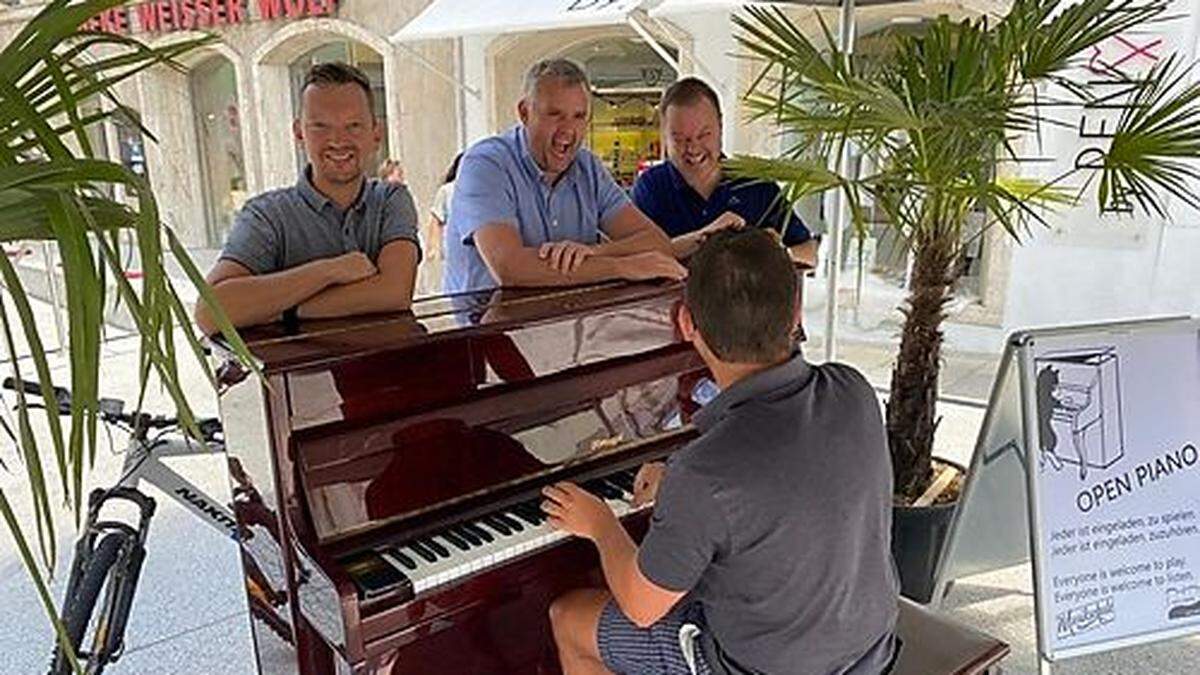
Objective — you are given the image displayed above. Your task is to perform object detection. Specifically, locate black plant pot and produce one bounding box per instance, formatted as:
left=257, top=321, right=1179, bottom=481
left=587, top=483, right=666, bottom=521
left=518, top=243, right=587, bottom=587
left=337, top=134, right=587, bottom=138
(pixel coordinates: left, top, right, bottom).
left=890, top=459, right=965, bottom=604
left=891, top=500, right=957, bottom=603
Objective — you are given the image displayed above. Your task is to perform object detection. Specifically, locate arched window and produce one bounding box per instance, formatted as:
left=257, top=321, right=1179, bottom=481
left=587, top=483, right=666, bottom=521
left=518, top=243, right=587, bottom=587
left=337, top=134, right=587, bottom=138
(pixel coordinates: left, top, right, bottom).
left=288, top=41, right=388, bottom=171
left=190, top=54, right=246, bottom=247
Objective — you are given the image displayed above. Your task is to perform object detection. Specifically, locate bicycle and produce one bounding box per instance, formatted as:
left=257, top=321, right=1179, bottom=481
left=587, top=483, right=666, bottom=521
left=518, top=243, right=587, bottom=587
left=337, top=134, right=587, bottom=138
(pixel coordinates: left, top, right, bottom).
left=1, top=377, right=290, bottom=675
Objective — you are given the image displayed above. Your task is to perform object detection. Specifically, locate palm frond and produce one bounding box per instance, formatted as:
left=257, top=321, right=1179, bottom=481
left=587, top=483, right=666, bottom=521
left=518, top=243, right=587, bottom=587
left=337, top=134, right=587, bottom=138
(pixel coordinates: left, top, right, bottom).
left=733, top=0, right=1200, bottom=502
left=0, top=1, right=258, bottom=667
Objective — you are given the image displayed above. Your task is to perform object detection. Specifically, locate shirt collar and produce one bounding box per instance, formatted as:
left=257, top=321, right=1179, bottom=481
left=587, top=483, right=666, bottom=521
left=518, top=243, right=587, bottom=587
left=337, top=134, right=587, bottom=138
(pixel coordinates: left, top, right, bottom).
left=515, top=124, right=577, bottom=187
left=297, top=165, right=368, bottom=213
left=693, top=350, right=813, bottom=433
left=664, top=156, right=739, bottom=207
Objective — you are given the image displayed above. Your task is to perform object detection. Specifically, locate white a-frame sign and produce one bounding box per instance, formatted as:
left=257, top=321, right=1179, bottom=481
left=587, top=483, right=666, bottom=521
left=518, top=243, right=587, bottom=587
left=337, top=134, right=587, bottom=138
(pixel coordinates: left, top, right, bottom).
left=932, top=316, right=1200, bottom=673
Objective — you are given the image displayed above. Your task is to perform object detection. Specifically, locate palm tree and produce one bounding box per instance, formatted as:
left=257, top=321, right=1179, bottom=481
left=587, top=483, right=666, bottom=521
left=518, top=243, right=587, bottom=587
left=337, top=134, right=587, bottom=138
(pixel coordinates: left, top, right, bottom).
left=731, top=0, right=1200, bottom=502
left=1, top=0, right=251, bottom=659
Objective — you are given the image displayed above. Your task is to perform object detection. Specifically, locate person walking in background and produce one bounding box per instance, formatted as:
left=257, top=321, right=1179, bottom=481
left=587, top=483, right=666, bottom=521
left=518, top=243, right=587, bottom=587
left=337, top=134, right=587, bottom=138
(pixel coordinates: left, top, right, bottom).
left=413, top=153, right=461, bottom=297
left=377, top=158, right=405, bottom=186
left=426, top=153, right=461, bottom=262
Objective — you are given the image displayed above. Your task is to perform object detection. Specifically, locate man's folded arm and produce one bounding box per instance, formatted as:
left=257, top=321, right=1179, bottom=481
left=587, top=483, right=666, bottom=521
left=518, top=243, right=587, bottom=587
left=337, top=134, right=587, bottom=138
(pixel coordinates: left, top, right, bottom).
left=298, top=239, right=419, bottom=319
left=193, top=257, right=340, bottom=335
left=473, top=222, right=628, bottom=287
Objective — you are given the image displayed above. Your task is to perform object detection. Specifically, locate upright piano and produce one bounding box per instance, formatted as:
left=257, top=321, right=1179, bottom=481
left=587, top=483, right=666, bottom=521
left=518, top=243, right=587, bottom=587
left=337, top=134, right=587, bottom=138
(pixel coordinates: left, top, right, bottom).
left=214, top=280, right=709, bottom=674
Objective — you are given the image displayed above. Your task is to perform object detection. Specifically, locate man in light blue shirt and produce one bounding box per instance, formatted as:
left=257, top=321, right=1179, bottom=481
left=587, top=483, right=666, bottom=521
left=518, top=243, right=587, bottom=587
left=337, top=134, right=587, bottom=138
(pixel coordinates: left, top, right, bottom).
left=445, top=59, right=682, bottom=294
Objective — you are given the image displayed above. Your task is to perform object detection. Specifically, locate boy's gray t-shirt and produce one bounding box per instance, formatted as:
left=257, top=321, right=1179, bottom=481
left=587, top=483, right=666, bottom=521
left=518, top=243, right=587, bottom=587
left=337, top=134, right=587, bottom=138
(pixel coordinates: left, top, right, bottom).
left=638, top=354, right=899, bottom=675
left=220, top=168, right=419, bottom=275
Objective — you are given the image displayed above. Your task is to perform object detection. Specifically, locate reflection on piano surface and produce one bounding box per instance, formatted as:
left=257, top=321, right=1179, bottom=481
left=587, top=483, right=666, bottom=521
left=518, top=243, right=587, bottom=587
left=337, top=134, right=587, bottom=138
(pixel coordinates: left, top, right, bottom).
left=214, top=281, right=707, bottom=674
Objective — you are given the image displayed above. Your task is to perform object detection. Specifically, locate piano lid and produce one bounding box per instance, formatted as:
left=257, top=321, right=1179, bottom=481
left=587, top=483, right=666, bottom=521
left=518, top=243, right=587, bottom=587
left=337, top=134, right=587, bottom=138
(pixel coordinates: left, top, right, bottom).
left=223, top=281, right=686, bottom=375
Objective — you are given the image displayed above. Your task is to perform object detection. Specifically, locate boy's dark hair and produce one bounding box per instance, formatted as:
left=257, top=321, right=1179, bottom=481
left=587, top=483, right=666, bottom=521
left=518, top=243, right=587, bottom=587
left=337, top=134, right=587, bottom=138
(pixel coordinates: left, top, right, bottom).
left=685, top=229, right=797, bottom=363
left=301, top=61, right=374, bottom=113
left=659, top=76, right=722, bottom=120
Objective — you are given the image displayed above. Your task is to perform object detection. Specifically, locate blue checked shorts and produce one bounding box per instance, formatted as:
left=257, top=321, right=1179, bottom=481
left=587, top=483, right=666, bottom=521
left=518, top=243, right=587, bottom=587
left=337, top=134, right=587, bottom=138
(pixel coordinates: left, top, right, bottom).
left=597, top=599, right=712, bottom=675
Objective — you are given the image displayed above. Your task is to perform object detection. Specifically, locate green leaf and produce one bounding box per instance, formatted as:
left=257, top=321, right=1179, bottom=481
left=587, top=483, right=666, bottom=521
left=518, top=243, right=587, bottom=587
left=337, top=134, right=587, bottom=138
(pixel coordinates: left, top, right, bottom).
left=0, top=0, right=252, bottom=651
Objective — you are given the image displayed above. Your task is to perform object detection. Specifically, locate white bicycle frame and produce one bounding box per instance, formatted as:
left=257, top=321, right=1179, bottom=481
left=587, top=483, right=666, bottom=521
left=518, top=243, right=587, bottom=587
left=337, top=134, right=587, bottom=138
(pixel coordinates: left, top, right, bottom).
left=111, top=432, right=240, bottom=542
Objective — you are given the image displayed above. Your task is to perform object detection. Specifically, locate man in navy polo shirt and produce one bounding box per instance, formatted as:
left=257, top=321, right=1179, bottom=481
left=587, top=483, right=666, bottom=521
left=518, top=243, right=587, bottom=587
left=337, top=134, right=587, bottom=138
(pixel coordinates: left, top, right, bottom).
left=632, top=77, right=818, bottom=267
left=444, top=59, right=682, bottom=294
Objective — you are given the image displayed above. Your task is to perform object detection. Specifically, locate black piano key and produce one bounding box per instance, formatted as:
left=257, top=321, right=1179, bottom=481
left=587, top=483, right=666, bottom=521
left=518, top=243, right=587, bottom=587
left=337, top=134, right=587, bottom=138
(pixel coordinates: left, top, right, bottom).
left=455, top=524, right=483, bottom=546
left=483, top=514, right=512, bottom=536
left=591, top=480, right=616, bottom=499
left=389, top=548, right=417, bottom=570
left=585, top=480, right=622, bottom=500
left=526, top=502, right=548, bottom=522
left=442, top=530, right=470, bottom=551
left=603, top=479, right=627, bottom=498
left=498, top=512, right=524, bottom=532
left=408, top=541, right=437, bottom=563
left=610, top=471, right=636, bottom=492
left=467, top=522, right=494, bottom=543
left=423, top=537, right=450, bottom=558
left=512, top=504, right=542, bottom=526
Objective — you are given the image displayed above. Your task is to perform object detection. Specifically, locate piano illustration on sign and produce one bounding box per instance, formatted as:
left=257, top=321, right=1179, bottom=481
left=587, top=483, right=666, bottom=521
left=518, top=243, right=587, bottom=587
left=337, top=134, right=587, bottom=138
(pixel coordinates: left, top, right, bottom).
left=1034, top=346, right=1125, bottom=481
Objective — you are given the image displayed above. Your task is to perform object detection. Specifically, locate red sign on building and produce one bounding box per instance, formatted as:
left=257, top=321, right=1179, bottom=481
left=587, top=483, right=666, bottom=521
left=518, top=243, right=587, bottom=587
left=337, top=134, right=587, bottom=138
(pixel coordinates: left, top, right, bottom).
left=83, top=0, right=339, bottom=35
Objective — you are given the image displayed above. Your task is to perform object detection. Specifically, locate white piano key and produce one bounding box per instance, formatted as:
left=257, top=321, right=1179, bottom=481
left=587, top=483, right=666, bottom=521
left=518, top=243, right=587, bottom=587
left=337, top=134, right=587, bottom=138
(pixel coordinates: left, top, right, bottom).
left=379, top=473, right=656, bottom=597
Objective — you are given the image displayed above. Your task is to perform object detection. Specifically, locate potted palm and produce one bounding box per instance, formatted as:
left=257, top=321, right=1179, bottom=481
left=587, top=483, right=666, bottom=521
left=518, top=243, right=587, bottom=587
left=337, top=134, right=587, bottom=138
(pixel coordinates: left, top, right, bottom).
left=0, top=0, right=249, bottom=664
left=731, top=0, right=1200, bottom=601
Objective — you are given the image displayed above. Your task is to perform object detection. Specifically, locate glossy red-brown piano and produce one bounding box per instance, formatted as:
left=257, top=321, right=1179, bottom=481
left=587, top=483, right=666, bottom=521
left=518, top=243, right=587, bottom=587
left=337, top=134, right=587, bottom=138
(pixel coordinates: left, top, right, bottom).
left=213, top=280, right=708, bottom=674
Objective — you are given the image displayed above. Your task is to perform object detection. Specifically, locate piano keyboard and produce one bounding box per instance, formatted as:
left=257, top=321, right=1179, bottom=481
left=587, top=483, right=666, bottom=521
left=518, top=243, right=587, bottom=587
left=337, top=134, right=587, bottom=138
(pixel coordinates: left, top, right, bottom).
left=373, top=468, right=643, bottom=598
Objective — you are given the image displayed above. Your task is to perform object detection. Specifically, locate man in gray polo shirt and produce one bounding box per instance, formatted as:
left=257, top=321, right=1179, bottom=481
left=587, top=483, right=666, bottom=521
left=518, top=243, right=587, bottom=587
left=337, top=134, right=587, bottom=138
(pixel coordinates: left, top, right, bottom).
left=444, top=58, right=683, bottom=294
left=542, top=229, right=899, bottom=675
left=194, top=62, right=419, bottom=335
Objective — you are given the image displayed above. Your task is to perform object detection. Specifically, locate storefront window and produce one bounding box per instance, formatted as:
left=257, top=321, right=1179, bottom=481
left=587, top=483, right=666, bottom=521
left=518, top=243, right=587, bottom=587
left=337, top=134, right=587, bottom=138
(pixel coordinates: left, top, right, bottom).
left=562, top=39, right=675, bottom=189
left=288, top=41, right=388, bottom=170
left=113, top=108, right=148, bottom=183
left=190, top=56, right=246, bottom=247
left=79, top=98, right=110, bottom=161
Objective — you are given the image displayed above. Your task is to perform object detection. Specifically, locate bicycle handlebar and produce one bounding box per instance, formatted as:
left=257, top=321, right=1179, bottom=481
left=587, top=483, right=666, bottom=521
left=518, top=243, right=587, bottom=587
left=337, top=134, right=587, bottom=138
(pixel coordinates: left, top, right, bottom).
left=3, top=377, right=70, bottom=411
left=2, top=377, right=221, bottom=441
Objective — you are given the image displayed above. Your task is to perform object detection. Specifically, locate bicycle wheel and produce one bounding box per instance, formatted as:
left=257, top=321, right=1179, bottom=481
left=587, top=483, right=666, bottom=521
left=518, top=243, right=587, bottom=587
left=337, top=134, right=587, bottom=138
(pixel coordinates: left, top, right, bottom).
left=49, top=531, right=127, bottom=675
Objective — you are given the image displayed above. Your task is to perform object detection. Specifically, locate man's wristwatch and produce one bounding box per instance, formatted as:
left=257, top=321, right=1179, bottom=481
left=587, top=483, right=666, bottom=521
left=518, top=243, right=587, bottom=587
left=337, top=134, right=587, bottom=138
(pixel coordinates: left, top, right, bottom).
left=282, top=305, right=300, bottom=330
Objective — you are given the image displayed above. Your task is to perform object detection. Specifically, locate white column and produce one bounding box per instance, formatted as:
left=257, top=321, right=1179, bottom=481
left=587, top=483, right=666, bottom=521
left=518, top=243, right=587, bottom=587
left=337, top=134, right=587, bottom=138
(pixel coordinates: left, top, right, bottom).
left=460, top=33, right=494, bottom=142
left=823, top=0, right=856, bottom=363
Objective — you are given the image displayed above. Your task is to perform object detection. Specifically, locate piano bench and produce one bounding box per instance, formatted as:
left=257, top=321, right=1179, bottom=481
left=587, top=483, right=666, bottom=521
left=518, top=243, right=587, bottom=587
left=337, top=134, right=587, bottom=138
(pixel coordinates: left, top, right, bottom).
left=891, top=597, right=1010, bottom=675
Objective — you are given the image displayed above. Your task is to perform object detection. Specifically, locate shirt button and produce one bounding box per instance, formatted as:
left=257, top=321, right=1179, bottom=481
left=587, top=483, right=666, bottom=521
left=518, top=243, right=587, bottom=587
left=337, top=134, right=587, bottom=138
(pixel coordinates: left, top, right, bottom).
left=552, top=219, right=559, bottom=228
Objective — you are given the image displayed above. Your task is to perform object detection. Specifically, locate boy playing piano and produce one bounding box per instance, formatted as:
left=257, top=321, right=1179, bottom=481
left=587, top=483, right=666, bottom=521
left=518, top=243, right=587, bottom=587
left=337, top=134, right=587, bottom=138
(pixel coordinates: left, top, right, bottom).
left=543, top=229, right=899, bottom=675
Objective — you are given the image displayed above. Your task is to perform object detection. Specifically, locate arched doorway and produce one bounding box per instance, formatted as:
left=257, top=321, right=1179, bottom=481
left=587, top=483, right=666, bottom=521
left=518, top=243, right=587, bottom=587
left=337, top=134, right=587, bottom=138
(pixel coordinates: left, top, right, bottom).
left=560, top=37, right=676, bottom=188
left=252, top=19, right=400, bottom=191
left=190, top=54, right=247, bottom=247
left=288, top=40, right=390, bottom=171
